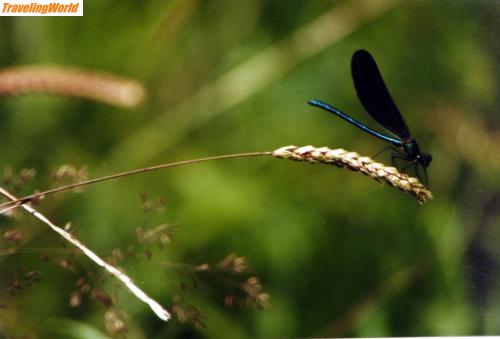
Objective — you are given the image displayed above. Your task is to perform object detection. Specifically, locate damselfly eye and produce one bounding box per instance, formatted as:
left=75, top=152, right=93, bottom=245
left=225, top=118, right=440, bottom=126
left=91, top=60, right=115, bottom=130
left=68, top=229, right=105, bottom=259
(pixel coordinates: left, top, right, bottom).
left=420, top=154, right=432, bottom=167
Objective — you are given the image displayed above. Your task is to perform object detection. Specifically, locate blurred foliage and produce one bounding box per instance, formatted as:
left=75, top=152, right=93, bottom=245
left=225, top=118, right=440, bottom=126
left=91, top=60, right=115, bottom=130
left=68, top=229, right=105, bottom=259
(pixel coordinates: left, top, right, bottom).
left=1, top=0, right=500, bottom=337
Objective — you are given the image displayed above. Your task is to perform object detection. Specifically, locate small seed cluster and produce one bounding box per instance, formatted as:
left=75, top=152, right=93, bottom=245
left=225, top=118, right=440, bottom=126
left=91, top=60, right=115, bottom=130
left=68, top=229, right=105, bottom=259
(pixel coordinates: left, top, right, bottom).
left=272, top=145, right=433, bottom=204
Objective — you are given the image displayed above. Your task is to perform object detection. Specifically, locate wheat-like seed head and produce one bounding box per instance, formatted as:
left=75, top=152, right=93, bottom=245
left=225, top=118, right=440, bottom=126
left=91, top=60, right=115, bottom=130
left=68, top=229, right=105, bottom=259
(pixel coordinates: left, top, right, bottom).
left=272, top=145, right=433, bottom=204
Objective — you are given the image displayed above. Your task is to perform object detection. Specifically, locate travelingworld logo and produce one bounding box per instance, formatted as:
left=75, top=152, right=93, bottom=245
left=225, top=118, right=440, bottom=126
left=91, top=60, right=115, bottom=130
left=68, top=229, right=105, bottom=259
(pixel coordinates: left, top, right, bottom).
left=1, top=0, right=82, bottom=16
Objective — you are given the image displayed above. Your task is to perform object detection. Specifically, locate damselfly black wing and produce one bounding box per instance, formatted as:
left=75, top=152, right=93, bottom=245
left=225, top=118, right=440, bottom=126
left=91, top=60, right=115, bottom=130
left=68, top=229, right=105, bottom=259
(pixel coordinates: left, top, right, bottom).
left=351, top=50, right=411, bottom=139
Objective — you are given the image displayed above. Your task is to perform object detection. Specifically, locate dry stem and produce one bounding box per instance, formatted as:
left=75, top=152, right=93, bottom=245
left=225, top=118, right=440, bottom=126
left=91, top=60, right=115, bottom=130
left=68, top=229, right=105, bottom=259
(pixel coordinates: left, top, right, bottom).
left=0, top=186, right=171, bottom=321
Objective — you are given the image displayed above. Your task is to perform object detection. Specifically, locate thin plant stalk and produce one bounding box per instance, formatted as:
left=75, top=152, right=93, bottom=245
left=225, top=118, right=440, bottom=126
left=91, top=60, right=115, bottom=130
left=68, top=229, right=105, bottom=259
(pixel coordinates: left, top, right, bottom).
left=0, top=152, right=272, bottom=213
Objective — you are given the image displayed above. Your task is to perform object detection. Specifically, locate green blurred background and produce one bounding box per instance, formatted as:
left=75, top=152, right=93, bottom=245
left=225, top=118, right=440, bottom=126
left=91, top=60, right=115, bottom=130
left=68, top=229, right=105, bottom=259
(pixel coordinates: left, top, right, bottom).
left=1, top=0, right=500, bottom=337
